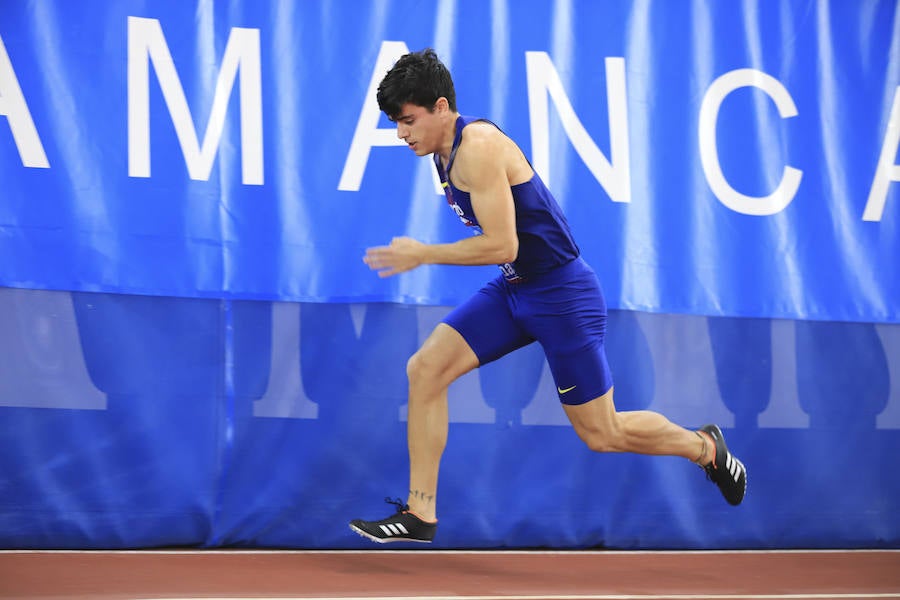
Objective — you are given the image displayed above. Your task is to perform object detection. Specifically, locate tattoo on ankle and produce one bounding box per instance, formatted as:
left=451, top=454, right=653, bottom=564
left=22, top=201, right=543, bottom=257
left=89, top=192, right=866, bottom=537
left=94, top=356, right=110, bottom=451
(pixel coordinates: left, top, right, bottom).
left=409, top=489, right=435, bottom=505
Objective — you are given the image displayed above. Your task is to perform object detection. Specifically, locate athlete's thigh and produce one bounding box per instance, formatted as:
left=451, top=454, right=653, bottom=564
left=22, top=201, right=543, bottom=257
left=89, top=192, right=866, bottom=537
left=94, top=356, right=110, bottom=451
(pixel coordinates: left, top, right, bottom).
left=521, top=260, right=612, bottom=405
left=442, top=277, right=534, bottom=365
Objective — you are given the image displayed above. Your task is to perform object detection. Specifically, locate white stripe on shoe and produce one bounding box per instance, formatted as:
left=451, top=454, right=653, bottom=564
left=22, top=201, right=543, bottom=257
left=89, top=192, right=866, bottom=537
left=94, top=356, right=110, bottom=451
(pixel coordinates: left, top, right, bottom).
left=725, top=454, right=744, bottom=483
left=379, top=523, right=410, bottom=537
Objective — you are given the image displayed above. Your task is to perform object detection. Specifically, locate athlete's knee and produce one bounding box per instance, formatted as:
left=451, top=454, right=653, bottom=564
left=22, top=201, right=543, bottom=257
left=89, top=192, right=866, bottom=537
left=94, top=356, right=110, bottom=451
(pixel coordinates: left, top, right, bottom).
left=407, top=326, right=477, bottom=393
left=569, top=398, right=626, bottom=453
left=581, top=425, right=625, bottom=454
left=407, top=347, right=453, bottom=392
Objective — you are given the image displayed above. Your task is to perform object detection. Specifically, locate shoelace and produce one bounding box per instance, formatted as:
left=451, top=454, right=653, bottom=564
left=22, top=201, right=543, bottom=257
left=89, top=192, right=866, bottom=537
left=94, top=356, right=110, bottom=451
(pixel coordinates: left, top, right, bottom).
left=384, top=497, right=410, bottom=514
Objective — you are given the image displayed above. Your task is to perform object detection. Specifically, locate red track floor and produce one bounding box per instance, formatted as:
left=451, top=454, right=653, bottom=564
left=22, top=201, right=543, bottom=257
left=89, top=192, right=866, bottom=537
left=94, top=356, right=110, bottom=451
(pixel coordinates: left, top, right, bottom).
left=1, top=549, right=898, bottom=599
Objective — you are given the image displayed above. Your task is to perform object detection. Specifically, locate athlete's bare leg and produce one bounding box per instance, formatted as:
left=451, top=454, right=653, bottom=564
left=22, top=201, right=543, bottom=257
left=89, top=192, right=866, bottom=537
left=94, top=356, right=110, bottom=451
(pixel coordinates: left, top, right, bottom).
left=405, top=323, right=480, bottom=521
left=563, top=387, right=710, bottom=463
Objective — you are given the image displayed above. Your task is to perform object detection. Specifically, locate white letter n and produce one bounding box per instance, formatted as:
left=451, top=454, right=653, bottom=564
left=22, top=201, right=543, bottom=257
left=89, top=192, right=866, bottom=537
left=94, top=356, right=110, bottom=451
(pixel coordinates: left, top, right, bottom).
left=128, top=16, right=263, bottom=185
left=526, top=52, right=631, bottom=203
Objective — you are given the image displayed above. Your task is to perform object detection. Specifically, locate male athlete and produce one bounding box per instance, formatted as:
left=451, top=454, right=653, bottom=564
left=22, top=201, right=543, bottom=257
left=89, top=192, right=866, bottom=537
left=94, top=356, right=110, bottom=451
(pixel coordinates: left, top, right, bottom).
left=350, top=49, right=746, bottom=543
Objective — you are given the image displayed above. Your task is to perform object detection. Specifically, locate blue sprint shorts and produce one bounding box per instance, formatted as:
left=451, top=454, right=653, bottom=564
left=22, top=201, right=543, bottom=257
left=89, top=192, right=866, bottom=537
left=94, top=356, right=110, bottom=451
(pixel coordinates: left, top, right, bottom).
left=443, top=256, right=613, bottom=405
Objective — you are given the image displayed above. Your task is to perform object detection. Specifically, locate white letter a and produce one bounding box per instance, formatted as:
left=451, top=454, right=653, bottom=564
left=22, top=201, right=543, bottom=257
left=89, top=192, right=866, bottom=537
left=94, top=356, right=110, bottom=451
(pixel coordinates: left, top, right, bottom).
left=338, top=41, right=411, bottom=191
left=864, top=86, right=900, bottom=222
left=0, top=35, right=49, bottom=168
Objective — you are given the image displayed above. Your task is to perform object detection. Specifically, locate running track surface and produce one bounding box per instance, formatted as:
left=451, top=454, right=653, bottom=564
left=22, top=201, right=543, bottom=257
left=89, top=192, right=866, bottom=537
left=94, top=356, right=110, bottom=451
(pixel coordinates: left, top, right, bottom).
left=0, top=550, right=898, bottom=600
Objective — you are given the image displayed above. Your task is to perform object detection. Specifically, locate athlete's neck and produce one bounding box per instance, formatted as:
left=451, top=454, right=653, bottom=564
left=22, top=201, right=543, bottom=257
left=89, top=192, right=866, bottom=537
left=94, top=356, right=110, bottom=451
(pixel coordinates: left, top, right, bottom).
left=436, top=112, right=460, bottom=166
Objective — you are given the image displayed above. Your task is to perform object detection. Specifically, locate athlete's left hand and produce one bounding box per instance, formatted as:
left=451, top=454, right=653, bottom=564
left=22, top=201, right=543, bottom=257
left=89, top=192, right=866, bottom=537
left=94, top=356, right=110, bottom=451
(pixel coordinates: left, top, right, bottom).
left=364, top=237, right=426, bottom=277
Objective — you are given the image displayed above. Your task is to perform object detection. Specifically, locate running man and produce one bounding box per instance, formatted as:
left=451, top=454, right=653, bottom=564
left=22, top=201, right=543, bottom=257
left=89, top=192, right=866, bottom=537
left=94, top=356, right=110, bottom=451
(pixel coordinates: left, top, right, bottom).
left=350, top=49, right=746, bottom=544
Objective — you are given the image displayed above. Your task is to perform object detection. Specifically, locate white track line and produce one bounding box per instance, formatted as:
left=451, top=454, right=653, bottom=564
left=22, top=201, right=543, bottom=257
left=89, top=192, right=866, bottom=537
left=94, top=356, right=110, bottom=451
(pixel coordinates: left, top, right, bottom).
left=134, top=594, right=900, bottom=600
left=3, top=549, right=898, bottom=555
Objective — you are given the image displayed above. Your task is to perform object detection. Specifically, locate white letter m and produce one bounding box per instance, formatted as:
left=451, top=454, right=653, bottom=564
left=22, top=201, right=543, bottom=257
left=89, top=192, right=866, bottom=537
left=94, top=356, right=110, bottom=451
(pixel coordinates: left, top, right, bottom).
left=128, top=16, right=263, bottom=185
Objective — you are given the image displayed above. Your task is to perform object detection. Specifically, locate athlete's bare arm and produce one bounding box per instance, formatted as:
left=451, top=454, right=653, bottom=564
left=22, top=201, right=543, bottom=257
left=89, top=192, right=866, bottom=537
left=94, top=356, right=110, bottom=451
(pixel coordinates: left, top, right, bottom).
left=364, top=122, right=531, bottom=277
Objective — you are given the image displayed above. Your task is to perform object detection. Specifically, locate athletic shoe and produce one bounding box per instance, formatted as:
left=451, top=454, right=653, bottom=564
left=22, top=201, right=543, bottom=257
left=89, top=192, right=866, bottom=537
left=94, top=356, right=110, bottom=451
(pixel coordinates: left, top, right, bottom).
left=699, top=424, right=747, bottom=506
left=349, top=498, right=437, bottom=543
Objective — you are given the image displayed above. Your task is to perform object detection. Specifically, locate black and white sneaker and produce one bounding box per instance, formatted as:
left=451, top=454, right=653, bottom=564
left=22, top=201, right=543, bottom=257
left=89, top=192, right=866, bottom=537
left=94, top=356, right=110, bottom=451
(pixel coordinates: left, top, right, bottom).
left=699, top=424, right=747, bottom=506
left=349, top=498, right=437, bottom=543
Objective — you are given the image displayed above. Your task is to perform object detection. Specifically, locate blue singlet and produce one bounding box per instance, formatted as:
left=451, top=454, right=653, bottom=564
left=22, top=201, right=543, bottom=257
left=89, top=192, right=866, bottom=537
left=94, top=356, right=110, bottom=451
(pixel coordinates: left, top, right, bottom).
left=436, top=116, right=614, bottom=405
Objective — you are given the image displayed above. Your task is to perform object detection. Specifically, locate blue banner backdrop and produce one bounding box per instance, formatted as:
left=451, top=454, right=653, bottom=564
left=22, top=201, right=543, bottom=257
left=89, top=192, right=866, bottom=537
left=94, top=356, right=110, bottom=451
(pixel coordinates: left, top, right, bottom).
left=1, top=287, right=898, bottom=549
left=0, top=0, right=898, bottom=322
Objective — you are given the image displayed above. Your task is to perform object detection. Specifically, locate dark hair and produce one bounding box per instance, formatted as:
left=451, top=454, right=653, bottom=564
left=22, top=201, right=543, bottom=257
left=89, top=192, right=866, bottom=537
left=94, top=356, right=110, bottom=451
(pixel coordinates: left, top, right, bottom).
left=376, top=48, right=457, bottom=119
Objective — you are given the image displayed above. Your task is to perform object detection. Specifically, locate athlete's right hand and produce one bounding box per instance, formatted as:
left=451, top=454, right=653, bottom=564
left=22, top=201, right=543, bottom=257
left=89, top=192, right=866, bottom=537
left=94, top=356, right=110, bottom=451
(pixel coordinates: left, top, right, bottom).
left=363, top=237, right=426, bottom=278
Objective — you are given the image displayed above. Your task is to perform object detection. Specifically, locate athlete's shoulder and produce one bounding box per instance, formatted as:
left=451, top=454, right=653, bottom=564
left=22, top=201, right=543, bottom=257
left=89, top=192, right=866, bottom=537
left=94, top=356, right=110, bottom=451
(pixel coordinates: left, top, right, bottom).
left=462, top=118, right=502, bottom=135
left=458, top=118, right=532, bottom=185
left=458, top=120, right=512, bottom=159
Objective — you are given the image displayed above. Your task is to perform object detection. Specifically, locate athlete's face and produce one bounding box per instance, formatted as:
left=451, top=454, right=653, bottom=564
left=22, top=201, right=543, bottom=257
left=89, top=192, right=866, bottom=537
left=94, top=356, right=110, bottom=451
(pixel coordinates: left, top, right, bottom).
left=392, top=100, right=448, bottom=156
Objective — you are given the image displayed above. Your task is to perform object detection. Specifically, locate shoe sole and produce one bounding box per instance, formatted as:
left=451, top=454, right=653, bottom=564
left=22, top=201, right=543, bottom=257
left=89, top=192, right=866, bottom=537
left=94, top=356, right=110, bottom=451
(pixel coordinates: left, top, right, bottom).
left=348, top=523, right=433, bottom=544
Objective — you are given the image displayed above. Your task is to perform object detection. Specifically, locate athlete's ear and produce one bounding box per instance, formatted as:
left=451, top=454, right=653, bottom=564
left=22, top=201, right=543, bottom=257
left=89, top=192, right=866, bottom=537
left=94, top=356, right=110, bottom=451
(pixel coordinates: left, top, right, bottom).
left=434, top=97, right=450, bottom=113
